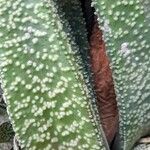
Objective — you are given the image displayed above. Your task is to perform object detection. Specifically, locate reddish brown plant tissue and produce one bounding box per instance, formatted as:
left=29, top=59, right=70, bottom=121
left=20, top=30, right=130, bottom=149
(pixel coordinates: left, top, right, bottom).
left=89, top=17, right=119, bottom=145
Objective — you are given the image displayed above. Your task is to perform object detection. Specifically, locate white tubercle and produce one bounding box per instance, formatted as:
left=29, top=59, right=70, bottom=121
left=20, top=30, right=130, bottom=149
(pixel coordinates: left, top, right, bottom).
left=120, top=42, right=131, bottom=56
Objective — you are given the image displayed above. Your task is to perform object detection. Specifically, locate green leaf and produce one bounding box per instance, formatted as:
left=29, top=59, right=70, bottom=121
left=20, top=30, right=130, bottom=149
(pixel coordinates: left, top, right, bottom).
left=92, top=0, right=150, bottom=149
left=0, top=0, right=107, bottom=149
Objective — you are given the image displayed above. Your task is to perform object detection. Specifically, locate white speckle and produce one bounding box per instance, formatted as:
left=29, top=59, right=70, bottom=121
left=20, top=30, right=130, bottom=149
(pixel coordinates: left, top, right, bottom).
left=120, top=42, right=131, bottom=56
left=103, top=20, right=111, bottom=33
left=32, top=38, right=38, bottom=44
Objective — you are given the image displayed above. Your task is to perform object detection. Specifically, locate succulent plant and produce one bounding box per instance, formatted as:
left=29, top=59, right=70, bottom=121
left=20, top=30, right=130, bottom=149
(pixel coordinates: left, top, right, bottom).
left=0, top=0, right=149, bottom=150
left=92, top=0, right=150, bottom=149
left=0, top=0, right=107, bottom=149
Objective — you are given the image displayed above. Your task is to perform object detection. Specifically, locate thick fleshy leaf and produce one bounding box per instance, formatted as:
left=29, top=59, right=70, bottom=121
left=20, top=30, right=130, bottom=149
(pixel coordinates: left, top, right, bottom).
left=92, top=0, right=150, bottom=149
left=0, top=0, right=107, bottom=149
